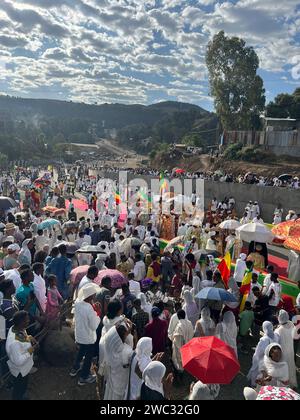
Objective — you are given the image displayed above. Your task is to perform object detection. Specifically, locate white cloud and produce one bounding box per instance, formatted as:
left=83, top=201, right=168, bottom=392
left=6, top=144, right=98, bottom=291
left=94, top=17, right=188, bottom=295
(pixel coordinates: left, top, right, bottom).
left=0, top=0, right=297, bottom=105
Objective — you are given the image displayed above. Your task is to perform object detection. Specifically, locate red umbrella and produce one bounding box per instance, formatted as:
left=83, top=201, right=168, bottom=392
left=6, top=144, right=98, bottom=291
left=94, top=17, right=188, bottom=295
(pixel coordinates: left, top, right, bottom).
left=180, top=336, right=240, bottom=384
left=175, top=168, right=185, bottom=174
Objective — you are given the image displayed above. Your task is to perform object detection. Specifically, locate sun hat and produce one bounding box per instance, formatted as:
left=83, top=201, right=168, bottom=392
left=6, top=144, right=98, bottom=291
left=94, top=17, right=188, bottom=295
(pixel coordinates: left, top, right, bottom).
left=77, top=283, right=101, bottom=301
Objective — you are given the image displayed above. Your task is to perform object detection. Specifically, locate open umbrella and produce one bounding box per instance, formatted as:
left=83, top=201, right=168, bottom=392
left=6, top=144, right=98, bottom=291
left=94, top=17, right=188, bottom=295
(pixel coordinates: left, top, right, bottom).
left=0, top=196, right=17, bottom=211
left=95, top=269, right=127, bottom=289
left=195, top=287, right=237, bottom=303
left=77, top=245, right=109, bottom=255
left=180, top=336, right=240, bottom=384
left=257, top=386, right=300, bottom=401
left=17, top=179, right=31, bottom=189
left=38, top=218, right=60, bottom=230
left=70, top=265, right=89, bottom=286
left=64, top=221, right=78, bottom=228
left=219, top=220, right=241, bottom=230
left=284, top=235, right=300, bottom=253
left=174, top=168, right=185, bottom=175
left=272, top=220, right=300, bottom=240
left=278, top=174, right=294, bottom=182
left=59, top=242, right=78, bottom=255
left=236, top=222, right=274, bottom=243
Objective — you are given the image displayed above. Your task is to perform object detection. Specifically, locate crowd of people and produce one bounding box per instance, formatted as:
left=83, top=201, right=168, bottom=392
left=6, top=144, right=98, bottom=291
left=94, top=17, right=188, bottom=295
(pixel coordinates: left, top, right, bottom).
left=86, top=163, right=300, bottom=189
left=0, top=165, right=299, bottom=401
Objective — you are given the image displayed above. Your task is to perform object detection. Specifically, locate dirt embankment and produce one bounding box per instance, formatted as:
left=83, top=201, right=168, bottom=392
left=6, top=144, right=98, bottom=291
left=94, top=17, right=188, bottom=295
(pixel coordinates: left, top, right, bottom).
left=152, top=153, right=300, bottom=177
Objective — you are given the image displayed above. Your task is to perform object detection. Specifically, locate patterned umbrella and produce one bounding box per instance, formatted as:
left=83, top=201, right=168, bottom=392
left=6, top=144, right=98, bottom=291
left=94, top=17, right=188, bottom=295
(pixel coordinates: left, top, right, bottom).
left=257, top=386, right=300, bottom=401
left=284, top=235, right=300, bottom=253
left=272, top=220, right=300, bottom=240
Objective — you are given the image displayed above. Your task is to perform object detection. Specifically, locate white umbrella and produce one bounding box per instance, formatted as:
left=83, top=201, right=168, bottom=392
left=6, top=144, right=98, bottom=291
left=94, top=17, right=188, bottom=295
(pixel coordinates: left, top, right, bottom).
left=236, top=222, right=274, bottom=243
left=219, top=220, right=241, bottom=230
left=17, top=179, right=31, bottom=189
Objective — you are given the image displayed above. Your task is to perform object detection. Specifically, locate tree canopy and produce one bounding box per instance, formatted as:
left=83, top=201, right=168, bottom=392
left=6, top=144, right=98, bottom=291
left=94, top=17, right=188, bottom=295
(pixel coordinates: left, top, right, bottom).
left=266, top=88, right=300, bottom=119
left=206, top=31, right=266, bottom=131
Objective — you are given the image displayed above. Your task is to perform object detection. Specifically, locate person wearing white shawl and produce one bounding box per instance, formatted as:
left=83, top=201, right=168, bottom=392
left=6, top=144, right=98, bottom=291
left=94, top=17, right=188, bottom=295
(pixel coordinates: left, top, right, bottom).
left=138, top=292, right=152, bottom=321
left=141, top=361, right=166, bottom=400
left=216, top=311, right=238, bottom=356
left=18, top=239, right=32, bottom=266
left=256, top=343, right=289, bottom=387
left=247, top=321, right=280, bottom=386
left=128, top=337, right=153, bottom=400
left=189, top=381, right=220, bottom=400
left=99, top=300, right=133, bottom=376
left=195, top=307, right=216, bottom=337
left=275, top=310, right=298, bottom=388
left=171, top=310, right=194, bottom=372
left=103, top=325, right=133, bottom=400
left=233, top=253, right=247, bottom=286
left=225, top=277, right=240, bottom=310
left=98, top=241, right=110, bottom=256
left=182, top=290, right=199, bottom=328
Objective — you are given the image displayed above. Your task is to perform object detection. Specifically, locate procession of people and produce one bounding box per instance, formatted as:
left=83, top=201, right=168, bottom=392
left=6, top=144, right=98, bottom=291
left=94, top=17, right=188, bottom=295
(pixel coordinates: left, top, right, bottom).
left=0, top=163, right=299, bottom=401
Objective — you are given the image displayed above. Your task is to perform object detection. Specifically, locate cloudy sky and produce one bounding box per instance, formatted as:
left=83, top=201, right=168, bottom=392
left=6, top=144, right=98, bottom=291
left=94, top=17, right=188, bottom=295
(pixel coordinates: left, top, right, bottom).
left=0, top=0, right=299, bottom=110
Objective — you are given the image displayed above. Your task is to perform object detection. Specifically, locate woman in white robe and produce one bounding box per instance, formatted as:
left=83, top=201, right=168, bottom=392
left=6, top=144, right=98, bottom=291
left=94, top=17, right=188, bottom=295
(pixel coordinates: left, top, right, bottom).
left=189, top=381, right=220, bottom=400
left=216, top=311, right=238, bottom=356
left=138, top=292, right=152, bottom=321
left=247, top=321, right=279, bottom=386
left=182, top=290, right=199, bottom=328
left=233, top=253, right=247, bottom=285
left=103, top=325, right=133, bottom=400
left=128, top=337, right=152, bottom=400
left=275, top=310, right=298, bottom=388
left=99, top=301, right=133, bottom=376
left=256, top=343, right=289, bottom=388
left=171, top=310, right=194, bottom=372
left=194, top=307, right=216, bottom=337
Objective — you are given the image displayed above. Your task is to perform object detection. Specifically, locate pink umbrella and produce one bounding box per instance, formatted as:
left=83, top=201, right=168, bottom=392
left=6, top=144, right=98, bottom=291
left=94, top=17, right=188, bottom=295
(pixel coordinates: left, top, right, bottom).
left=70, top=265, right=89, bottom=286
left=95, top=269, right=127, bottom=289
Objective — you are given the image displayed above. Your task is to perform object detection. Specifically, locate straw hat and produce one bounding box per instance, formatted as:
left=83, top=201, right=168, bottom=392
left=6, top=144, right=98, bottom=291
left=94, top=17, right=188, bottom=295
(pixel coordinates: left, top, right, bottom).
left=77, top=283, right=100, bottom=301
left=5, top=223, right=16, bottom=231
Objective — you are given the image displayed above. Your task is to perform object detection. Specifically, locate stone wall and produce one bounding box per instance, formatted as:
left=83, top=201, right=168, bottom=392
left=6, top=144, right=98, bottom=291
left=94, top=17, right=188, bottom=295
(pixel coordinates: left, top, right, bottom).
left=93, top=170, right=300, bottom=223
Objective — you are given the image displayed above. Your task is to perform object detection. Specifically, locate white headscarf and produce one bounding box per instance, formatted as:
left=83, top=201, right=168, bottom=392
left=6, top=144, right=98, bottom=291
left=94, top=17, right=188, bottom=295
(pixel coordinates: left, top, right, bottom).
left=240, top=253, right=247, bottom=261
left=138, top=292, right=152, bottom=318
left=243, top=387, right=257, bottom=400
left=136, top=337, right=152, bottom=372
left=262, top=321, right=275, bottom=340
left=223, top=311, right=237, bottom=331
left=19, top=239, right=32, bottom=265
left=189, top=381, right=220, bottom=400
left=263, top=343, right=289, bottom=382
left=142, top=361, right=166, bottom=396
left=199, top=307, right=215, bottom=336
left=278, top=309, right=289, bottom=325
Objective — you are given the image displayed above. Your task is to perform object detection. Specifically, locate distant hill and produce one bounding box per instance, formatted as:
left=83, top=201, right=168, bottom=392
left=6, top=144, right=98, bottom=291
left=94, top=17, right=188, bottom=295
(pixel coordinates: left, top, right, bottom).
left=0, top=96, right=209, bottom=129
left=0, top=95, right=218, bottom=163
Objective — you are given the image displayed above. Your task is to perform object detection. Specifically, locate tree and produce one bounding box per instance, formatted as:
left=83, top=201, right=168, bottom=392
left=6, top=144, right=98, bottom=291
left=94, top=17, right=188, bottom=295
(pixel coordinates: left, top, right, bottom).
left=206, top=31, right=266, bottom=130
left=266, top=88, right=300, bottom=119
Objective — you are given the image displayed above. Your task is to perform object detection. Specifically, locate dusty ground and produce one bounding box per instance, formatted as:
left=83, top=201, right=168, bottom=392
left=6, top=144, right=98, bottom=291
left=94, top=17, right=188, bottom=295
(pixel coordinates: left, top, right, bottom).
left=1, top=334, right=298, bottom=401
